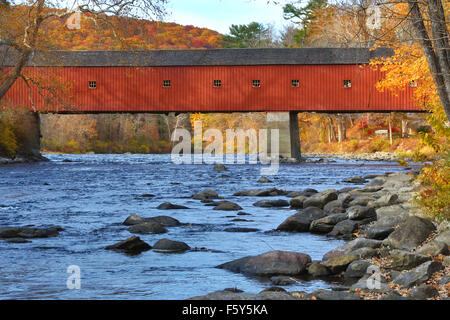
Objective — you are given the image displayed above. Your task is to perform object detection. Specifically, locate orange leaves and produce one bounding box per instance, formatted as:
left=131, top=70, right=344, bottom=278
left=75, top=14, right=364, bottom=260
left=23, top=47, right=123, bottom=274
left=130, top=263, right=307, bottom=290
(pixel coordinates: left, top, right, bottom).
left=2, top=5, right=224, bottom=51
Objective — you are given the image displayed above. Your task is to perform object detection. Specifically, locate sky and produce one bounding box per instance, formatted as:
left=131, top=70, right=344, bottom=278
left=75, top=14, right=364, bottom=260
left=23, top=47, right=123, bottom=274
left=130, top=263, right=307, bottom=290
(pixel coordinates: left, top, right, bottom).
left=165, top=0, right=291, bottom=35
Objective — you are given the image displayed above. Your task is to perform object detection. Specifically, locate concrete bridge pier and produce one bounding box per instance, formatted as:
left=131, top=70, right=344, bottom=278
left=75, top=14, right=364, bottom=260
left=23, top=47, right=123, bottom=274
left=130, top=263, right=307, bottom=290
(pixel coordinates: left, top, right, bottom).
left=18, top=112, right=44, bottom=161
left=266, top=112, right=301, bottom=160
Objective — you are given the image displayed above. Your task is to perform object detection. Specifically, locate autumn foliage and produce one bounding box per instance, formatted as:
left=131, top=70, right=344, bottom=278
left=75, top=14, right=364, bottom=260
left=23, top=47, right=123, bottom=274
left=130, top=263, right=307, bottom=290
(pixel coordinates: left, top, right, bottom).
left=2, top=5, right=224, bottom=51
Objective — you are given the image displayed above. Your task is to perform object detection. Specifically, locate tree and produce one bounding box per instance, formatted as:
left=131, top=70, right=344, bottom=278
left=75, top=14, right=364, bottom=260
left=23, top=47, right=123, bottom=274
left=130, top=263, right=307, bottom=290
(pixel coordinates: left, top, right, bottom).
left=222, top=22, right=278, bottom=48
left=282, top=0, right=328, bottom=46
left=0, top=0, right=167, bottom=105
left=406, top=0, right=450, bottom=121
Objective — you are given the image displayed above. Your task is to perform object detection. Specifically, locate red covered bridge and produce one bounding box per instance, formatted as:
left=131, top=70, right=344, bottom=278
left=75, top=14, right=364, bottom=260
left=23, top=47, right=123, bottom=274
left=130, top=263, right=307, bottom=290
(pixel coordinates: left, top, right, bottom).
left=1, top=48, right=422, bottom=159
left=2, top=47, right=419, bottom=113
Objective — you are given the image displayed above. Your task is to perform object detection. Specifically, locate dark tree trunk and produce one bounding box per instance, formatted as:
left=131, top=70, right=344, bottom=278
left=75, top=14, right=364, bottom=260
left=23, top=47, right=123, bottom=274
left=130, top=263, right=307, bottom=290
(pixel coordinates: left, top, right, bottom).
left=408, top=0, right=450, bottom=121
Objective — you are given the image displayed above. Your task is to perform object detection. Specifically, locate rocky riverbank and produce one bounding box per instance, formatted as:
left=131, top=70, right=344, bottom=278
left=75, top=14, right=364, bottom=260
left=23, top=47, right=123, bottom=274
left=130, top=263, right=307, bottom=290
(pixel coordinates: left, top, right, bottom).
left=190, top=172, right=450, bottom=300
left=304, top=152, right=402, bottom=162
left=0, top=153, right=48, bottom=165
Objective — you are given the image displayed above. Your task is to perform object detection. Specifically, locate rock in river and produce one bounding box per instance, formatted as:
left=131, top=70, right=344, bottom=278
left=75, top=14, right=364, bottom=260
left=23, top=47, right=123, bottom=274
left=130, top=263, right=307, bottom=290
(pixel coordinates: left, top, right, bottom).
left=0, top=226, right=63, bottom=239
left=213, top=201, right=243, bottom=211
left=105, top=236, right=152, bottom=255
left=192, top=190, right=220, bottom=201
left=217, top=250, right=312, bottom=276
left=289, top=196, right=308, bottom=209
left=152, top=238, right=191, bottom=253
left=277, top=207, right=326, bottom=232
left=253, top=199, right=289, bottom=208
left=323, top=254, right=357, bottom=274
left=303, top=189, right=338, bottom=209
left=343, top=176, right=367, bottom=184
left=156, top=202, right=189, bottom=210
left=123, top=214, right=181, bottom=227
left=128, top=222, right=168, bottom=235
left=213, top=163, right=227, bottom=171
left=309, top=213, right=348, bottom=234
left=258, top=176, right=272, bottom=183
left=307, top=262, right=330, bottom=277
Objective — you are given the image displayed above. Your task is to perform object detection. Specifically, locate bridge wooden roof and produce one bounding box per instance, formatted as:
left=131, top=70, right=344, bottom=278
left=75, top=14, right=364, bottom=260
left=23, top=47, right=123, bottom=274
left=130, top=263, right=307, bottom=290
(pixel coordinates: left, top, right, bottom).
left=1, top=47, right=394, bottom=67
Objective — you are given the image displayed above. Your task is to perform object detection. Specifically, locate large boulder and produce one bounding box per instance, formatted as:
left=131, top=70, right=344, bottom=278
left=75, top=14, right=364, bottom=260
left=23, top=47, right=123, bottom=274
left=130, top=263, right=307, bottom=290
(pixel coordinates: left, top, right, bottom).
left=0, top=226, right=63, bottom=239
left=156, top=202, right=189, bottom=210
left=128, top=222, right=168, bottom=235
left=344, top=260, right=371, bottom=278
left=387, top=216, right=436, bottom=250
left=152, top=238, right=190, bottom=253
left=393, top=261, right=444, bottom=288
left=328, top=219, right=359, bottom=237
left=375, top=205, right=410, bottom=220
left=365, top=215, right=405, bottom=240
left=323, top=200, right=344, bottom=213
left=253, top=199, right=289, bottom=208
left=277, top=207, right=326, bottom=232
left=303, top=189, right=338, bottom=209
left=309, top=213, right=348, bottom=234
left=217, top=250, right=312, bottom=276
left=323, top=254, right=357, bottom=274
left=286, top=189, right=318, bottom=199
left=368, top=194, right=399, bottom=208
left=406, top=284, right=440, bottom=300
left=147, top=216, right=181, bottom=227
left=234, top=188, right=286, bottom=197
left=347, top=206, right=376, bottom=221
left=105, top=236, right=152, bottom=255
left=350, top=247, right=378, bottom=259
left=322, top=238, right=382, bottom=261
left=433, top=229, right=450, bottom=246
left=391, top=250, right=431, bottom=270
left=213, top=201, right=243, bottom=211
left=123, top=214, right=145, bottom=226
left=307, top=262, right=330, bottom=277
left=417, top=240, right=449, bottom=256
left=123, top=214, right=181, bottom=227
left=289, top=196, right=308, bottom=209
left=365, top=176, right=387, bottom=187
left=348, top=196, right=373, bottom=207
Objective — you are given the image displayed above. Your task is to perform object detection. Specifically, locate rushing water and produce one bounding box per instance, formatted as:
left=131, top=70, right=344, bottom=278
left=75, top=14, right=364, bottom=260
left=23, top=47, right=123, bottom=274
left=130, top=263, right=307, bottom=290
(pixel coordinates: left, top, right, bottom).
left=0, top=154, right=411, bottom=300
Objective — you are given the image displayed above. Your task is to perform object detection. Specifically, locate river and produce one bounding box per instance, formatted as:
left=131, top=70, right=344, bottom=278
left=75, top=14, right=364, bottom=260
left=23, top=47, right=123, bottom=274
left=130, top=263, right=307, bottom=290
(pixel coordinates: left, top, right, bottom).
left=0, top=154, right=411, bottom=299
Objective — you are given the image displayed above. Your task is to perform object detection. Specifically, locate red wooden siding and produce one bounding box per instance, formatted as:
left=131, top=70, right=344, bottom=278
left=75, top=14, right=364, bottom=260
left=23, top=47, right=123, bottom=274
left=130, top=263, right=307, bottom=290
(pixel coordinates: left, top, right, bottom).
left=4, top=64, right=419, bottom=113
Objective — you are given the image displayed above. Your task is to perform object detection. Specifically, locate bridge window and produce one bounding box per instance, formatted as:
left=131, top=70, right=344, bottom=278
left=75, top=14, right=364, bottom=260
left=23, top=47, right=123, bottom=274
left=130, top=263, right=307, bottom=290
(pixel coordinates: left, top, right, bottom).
left=252, top=80, right=261, bottom=88
left=343, top=80, right=352, bottom=88
left=163, top=80, right=171, bottom=87
left=88, top=81, right=97, bottom=89
left=291, top=80, right=300, bottom=87
left=213, top=80, right=222, bottom=88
